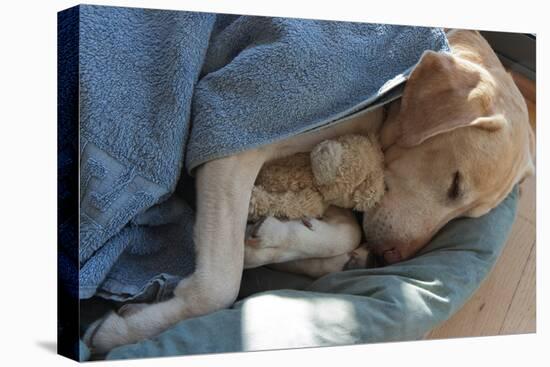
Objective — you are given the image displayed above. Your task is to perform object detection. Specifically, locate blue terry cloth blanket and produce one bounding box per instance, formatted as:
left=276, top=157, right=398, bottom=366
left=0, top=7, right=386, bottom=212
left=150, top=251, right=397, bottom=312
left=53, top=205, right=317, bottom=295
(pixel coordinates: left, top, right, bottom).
left=76, top=5, right=451, bottom=301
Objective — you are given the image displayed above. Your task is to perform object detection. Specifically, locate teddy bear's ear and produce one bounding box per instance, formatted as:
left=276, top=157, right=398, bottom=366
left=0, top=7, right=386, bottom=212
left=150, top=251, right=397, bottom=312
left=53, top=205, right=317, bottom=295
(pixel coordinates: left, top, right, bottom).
left=311, top=140, right=344, bottom=186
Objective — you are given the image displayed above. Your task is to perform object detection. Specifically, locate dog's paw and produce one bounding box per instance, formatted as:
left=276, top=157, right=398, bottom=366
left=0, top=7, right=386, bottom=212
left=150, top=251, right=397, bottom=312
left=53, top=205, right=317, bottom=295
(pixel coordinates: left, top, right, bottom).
left=83, top=311, right=133, bottom=355
left=300, top=217, right=315, bottom=230
left=245, top=216, right=289, bottom=249
left=244, top=217, right=294, bottom=268
left=245, top=216, right=267, bottom=247
left=84, top=302, right=159, bottom=354
left=343, top=246, right=369, bottom=270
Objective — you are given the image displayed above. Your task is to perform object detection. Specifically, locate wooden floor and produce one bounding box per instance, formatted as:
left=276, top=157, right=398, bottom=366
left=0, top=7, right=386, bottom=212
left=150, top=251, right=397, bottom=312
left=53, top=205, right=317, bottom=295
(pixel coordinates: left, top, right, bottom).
left=426, top=71, right=536, bottom=340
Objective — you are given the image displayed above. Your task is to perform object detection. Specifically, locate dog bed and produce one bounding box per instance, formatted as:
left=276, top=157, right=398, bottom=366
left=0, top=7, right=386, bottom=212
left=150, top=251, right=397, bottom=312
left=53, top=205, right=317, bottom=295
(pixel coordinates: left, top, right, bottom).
left=101, top=187, right=518, bottom=359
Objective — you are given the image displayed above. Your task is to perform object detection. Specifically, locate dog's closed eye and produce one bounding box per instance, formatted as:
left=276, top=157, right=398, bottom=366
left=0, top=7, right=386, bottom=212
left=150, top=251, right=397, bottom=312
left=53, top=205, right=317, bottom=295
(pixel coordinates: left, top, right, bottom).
left=448, top=171, right=462, bottom=200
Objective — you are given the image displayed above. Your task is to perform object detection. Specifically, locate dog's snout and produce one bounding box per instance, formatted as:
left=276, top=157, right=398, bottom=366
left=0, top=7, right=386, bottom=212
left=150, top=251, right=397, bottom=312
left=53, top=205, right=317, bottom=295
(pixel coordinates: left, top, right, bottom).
left=366, top=242, right=403, bottom=264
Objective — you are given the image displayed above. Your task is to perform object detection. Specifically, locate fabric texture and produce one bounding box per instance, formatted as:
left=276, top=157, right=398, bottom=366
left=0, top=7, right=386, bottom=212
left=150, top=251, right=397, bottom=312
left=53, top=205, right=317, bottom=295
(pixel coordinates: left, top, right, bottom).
left=76, top=4, right=451, bottom=300
left=103, top=187, right=518, bottom=359
left=78, top=5, right=215, bottom=299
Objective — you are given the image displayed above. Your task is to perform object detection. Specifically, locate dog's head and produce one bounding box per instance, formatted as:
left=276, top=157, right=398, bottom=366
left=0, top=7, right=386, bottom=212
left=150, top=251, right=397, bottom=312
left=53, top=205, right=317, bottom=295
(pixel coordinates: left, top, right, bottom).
left=363, top=31, right=535, bottom=264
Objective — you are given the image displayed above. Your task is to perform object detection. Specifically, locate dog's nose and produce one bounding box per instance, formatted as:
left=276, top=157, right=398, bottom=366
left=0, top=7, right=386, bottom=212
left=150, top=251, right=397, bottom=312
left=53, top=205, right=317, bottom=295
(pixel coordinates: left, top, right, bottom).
left=366, top=243, right=404, bottom=265
left=381, top=248, right=402, bottom=264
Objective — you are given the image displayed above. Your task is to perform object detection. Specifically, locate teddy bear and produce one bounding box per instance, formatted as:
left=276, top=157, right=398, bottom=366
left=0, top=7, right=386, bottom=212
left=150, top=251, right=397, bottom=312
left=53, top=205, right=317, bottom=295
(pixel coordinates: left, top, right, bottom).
left=248, top=133, right=385, bottom=222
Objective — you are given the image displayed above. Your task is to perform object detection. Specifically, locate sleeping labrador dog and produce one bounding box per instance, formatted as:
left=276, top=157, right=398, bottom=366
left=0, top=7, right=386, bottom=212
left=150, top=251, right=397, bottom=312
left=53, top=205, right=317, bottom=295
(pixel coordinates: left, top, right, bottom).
left=243, top=28, right=537, bottom=275
left=84, top=29, right=535, bottom=353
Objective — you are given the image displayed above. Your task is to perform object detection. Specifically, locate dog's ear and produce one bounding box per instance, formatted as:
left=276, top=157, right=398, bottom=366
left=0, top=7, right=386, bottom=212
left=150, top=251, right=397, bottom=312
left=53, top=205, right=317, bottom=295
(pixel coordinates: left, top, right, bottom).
left=396, top=50, right=506, bottom=147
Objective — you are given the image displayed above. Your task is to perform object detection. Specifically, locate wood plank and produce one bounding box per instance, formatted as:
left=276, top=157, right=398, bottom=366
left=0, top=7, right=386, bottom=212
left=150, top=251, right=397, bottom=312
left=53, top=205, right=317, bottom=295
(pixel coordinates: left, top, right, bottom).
left=500, top=243, right=536, bottom=335
left=427, top=215, right=535, bottom=338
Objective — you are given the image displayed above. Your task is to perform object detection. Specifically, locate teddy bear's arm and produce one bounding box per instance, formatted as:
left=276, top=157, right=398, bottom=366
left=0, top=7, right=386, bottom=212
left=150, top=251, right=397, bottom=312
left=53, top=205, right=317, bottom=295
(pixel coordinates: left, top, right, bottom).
left=248, top=186, right=327, bottom=221
left=255, top=153, right=314, bottom=192
left=310, top=140, right=344, bottom=186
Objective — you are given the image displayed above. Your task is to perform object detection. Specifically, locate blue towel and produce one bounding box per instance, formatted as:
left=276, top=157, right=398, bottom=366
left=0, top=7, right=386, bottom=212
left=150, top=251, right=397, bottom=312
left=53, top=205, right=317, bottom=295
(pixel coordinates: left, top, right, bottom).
left=75, top=4, right=450, bottom=300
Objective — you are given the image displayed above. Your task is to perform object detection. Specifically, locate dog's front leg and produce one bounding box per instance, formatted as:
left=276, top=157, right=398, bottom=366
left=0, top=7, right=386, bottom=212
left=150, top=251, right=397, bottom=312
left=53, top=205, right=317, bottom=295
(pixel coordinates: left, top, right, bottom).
left=267, top=244, right=370, bottom=278
left=175, top=150, right=268, bottom=313
left=244, top=206, right=362, bottom=268
left=84, top=150, right=267, bottom=354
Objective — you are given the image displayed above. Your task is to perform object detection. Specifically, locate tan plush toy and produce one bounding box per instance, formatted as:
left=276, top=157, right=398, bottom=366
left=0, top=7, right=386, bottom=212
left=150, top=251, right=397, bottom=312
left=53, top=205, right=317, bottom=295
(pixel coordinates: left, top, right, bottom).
left=248, top=133, right=385, bottom=221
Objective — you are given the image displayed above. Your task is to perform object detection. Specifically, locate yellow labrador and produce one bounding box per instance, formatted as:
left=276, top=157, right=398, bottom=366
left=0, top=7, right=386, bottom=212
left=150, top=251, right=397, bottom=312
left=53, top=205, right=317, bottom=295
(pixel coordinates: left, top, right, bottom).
left=84, top=29, right=535, bottom=353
